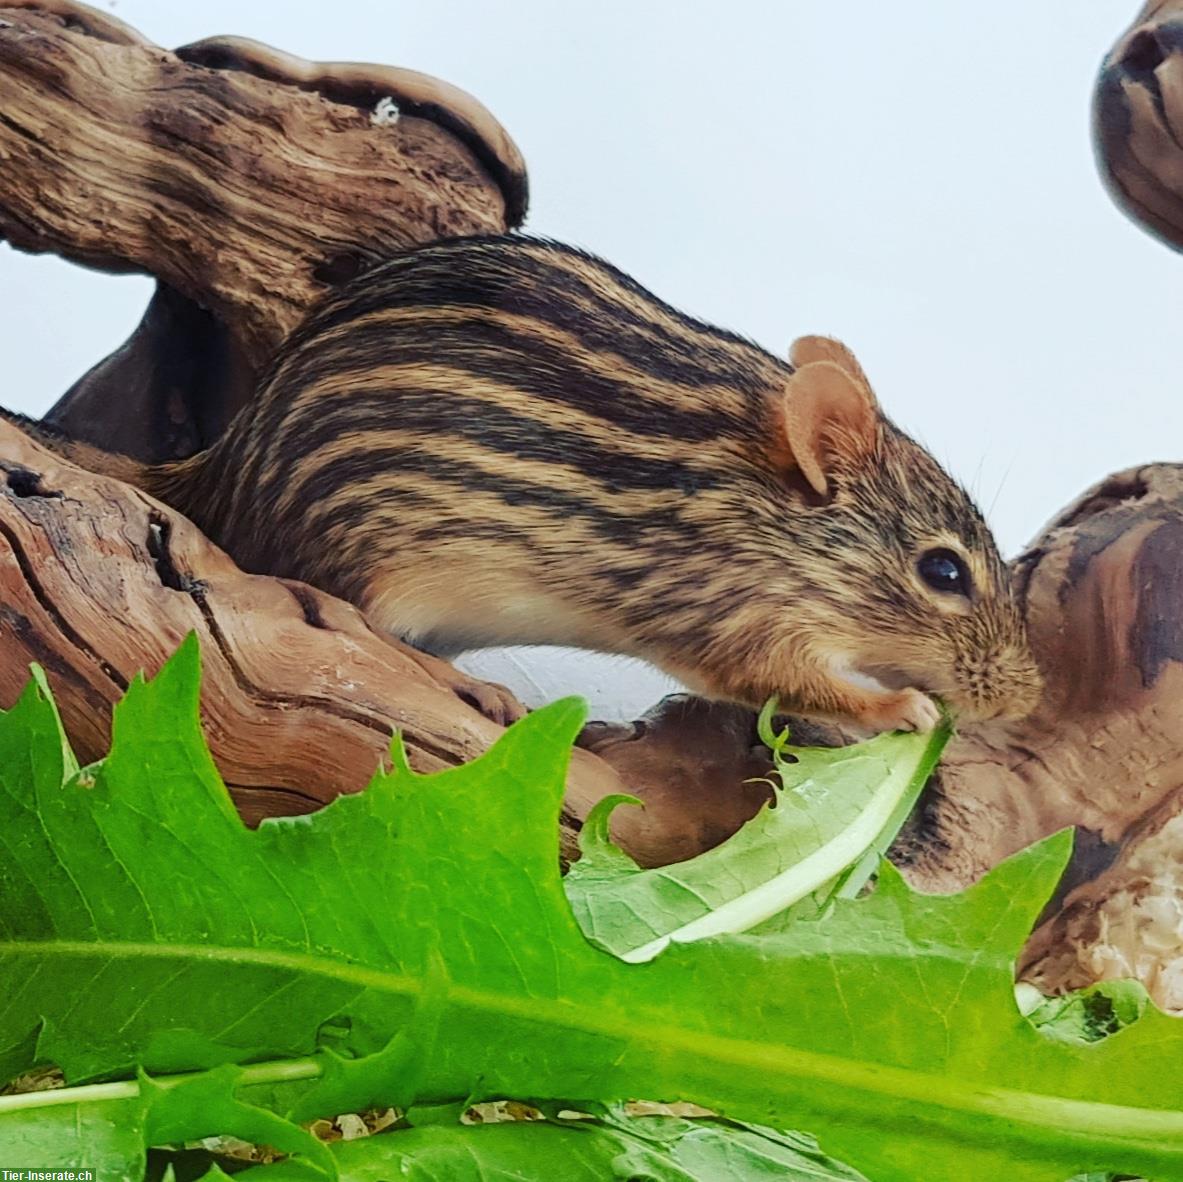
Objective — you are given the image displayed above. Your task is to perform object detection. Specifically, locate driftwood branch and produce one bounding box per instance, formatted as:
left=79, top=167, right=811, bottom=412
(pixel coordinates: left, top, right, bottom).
left=0, top=0, right=525, bottom=457
left=1, top=0, right=1181, bottom=1011
left=1094, top=0, right=1183, bottom=251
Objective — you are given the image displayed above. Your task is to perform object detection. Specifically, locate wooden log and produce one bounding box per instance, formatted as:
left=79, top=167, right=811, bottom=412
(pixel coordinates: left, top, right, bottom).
left=0, top=0, right=526, bottom=457
left=1020, top=784, right=1183, bottom=1011
left=1094, top=0, right=1183, bottom=250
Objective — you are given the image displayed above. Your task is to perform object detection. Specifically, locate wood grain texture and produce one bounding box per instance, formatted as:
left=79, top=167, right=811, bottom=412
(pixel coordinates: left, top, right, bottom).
left=0, top=0, right=525, bottom=457
left=1094, top=0, right=1183, bottom=250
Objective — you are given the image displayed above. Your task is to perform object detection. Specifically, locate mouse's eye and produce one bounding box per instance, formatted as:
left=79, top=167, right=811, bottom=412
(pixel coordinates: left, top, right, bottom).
left=917, top=548, right=973, bottom=598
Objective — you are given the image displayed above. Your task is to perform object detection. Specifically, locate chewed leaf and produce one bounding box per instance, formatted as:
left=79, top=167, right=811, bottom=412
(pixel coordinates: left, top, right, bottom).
left=1026, top=979, right=1150, bottom=1044
left=565, top=724, right=948, bottom=961
left=0, top=1074, right=869, bottom=1182
left=576, top=793, right=645, bottom=874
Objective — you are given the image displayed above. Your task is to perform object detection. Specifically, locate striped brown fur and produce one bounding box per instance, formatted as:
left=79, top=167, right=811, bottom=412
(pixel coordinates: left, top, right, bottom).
left=9, top=236, right=1042, bottom=730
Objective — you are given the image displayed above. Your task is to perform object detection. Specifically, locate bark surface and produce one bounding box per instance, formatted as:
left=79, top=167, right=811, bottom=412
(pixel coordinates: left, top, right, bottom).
left=0, top=0, right=525, bottom=457
left=1093, top=0, right=1183, bottom=251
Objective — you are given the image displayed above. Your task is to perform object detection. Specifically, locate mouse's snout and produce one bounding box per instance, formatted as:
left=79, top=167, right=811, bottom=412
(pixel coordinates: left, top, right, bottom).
left=948, top=644, right=1044, bottom=724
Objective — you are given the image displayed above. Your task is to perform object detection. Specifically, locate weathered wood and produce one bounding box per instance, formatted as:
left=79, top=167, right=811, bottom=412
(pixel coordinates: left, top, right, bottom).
left=1094, top=0, right=1183, bottom=250
left=51, top=284, right=257, bottom=463
left=0, top=1, right=526, bottom=457
left=1020, top=783, right=1183, bottom=1011
left=574, top=701, right=840, bottom=868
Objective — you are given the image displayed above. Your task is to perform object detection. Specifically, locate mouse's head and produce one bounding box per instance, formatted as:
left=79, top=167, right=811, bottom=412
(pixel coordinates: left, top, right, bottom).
left=781, top=335, right=1041, bottom=722
left=667, top=335, right=1042, bottom=726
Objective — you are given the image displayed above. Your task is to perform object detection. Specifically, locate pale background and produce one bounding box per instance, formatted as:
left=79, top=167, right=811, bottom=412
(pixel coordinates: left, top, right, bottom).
left=3, top=1, right=1178, bottom=718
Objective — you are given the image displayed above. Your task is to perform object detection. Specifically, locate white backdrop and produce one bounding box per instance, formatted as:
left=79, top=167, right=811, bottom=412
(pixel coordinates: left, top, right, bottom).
left=3, top=1, right=1178, bottom=719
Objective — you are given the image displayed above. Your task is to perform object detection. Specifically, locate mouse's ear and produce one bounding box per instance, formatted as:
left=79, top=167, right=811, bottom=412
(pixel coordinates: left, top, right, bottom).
left=777, top=357, right=880, bottom=498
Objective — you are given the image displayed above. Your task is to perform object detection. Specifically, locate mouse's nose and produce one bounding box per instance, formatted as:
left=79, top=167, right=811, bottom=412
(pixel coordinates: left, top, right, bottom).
left=1093, top=4, right=1183, bottom=251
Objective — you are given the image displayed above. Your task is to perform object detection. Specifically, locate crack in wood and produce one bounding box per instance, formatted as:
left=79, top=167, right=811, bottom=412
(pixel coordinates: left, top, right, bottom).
left=0, top=515, right=128, bottom=690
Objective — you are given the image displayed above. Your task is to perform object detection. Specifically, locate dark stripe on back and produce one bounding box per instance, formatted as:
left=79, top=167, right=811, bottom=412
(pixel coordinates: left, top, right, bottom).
left=252, top=391, right=720, bottom=507
left=274, top=236, right=782, bottom=398
left=278, top=446, right=698, bottom=547
left=259, top=317, right=748, bottom=451
left=310, top=484, right=534, bottom=548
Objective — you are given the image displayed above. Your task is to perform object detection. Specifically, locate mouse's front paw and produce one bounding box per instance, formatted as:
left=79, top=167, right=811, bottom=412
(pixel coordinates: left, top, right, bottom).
left=858, top=687, right=940, bottom=734
left=394, top=644, right=527, bottom=726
